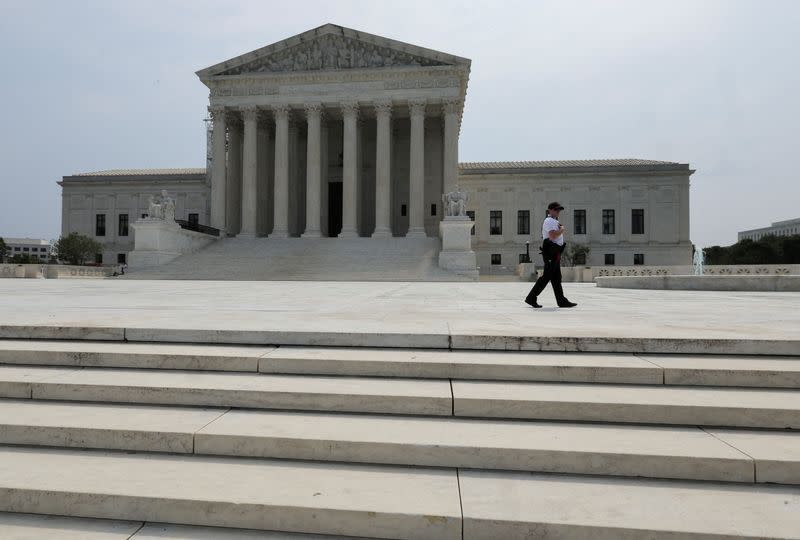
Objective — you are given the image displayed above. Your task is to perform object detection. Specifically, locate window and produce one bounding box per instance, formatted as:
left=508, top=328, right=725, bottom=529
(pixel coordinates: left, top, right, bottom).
left=95, top=253, right=103, bottom=264
left=519, top=254, right=528, bottom=264
left=604, top=254, right=615, bottom=265
left=517, top=210, right=530, bottom=235
left=490, top=211, right=503, bottom=235
left=96, top=214, right=106, bottom=236
left=188, top=213, right=199, bottom=226
left=466, top=210, right=475, bottom=235
left=117, top=253, right=127, bottom=264
left=602, top=209, right=615, bottom=235
left=31, top=247, right=38, bottom=252
left=23, top=247, right=29, bottom=252
left=574, top=251, right=587, bottom=265
left=574, top=209, right=586, bottom=235
left=141, top=213, right=148, bottom=219
left=118, top=214, right=129, bottom=236
left=13, top=247, right=20, bottom=252
left=634, top=253, right=645, bottom=265
left=491, top=254, right=502, bottom=265
left=400, top=204, right=407, bottom=217
left=431, top=204, right=437, bottom=216
left=632, top=209, right=645, bottom=235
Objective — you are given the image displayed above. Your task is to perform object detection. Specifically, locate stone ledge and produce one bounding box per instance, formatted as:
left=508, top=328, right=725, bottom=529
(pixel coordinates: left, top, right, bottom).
left=597, top=275, right=800, bottom=291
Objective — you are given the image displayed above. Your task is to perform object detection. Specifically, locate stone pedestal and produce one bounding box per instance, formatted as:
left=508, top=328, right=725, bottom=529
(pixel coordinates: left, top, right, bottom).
left=128, top=219, right=217, bottom=269
left=438, top=216, right=478, bottom=279
left=517, top=262, right=535, bottom=281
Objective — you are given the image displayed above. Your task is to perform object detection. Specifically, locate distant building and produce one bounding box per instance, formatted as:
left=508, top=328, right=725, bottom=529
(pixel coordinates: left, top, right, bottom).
left=2, top=238, right=51, bottom=261
left=738, top=218, right=800, bottom=242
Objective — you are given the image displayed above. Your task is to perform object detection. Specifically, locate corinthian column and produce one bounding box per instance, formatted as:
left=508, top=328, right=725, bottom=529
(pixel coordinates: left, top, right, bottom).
left=209, top=106, right=227, bottom=233
left=442, top=99, right=462, bottom=195
left=372, top=100, right=392, bottom=238
left=302, top=103, right=323, bottom=238
left=339, top=101, right=359, bottom=238
left=226, top=117, right=243, bottom=235
left=270, top=104, right=290, bottom=238
left=239, top=105, right=259, bottom=238
left=407, top=99, right=426, bottom=238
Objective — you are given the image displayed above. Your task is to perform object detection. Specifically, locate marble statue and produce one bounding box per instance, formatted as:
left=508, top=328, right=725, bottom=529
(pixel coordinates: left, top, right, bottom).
left=161, top=190, right=176, bottom=222
left=443, top=186, right=469, bottom=217
left=147, top=196, right=163, bottom=220
left=693, top=249, right=705, bottom=275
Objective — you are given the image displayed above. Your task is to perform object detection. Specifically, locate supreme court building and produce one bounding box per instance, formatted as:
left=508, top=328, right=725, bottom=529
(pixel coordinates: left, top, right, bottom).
left=59, top=24, right=693, bottom=274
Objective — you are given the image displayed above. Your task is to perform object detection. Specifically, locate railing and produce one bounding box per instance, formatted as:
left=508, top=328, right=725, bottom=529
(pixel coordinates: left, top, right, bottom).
left=175, top=220, right=220, bottom=237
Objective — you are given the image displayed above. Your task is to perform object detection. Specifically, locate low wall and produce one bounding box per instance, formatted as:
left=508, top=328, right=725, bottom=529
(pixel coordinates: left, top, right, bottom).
left=45, top=265, right=116, bottom=279
left=0, top=264, right=116, bottom=279
left=551, top=264, right=800, bottom=283
left=129, top=220, right=217, bottom=269
left=596, top=275, right=800, bottom=292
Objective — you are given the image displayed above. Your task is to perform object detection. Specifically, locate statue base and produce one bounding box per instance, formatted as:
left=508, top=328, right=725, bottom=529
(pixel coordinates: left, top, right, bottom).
left=438, top=216, right=479, bottom=280
left=128, top=219, right=217, bottom=269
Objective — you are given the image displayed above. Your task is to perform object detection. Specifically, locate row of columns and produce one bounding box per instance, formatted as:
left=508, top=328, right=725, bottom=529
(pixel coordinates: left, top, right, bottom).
left=208, top=99, right=462, bottom=238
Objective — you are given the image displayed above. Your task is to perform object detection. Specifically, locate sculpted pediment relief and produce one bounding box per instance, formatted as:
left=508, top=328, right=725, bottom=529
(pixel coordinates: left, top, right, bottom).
left=218, top=34, right=450, bottom=75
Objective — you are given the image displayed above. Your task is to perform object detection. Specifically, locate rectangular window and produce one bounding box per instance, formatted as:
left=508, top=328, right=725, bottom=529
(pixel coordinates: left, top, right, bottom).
left=188, top=213, right=199, bottom=226
left=604, top=253, right=615, bottom=265
left=574, top=209, right=586, bottom=235
left=431, top=204, right=437, bottom=216
left=117, top=253, right=127, bottom=264
left=141, top=213, right=148, bottom=219
left=602, top=209, right=615, bottom=235
left=574, top=252, right=587, bottom=265
left=634, top=253, right=645, bottom=265
left=632, top=209, right=645, bottom=235
left=519, top=254, right=527, bottom=264
left=13, top=247, right=20, bottom=251
left=490, top=210, right=503, bottom=235
left=491, top=254, right=501, bottom=265
left=118, top=214, right=129, bottom=236
left=400, top=204, right=407, bottom=217
left=517, top=210, right=530, bottom=235
left=23, top=247, right=29, bottom=252
left=95, top=253, right=103, bottom=264
left=96, top=214, right=106, bottom=236
left=31, top=247, right=38, bottom=252
left=466, top=210, right=475, bottom=235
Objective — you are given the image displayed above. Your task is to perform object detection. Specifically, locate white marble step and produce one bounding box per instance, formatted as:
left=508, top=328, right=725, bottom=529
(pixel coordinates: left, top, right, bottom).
left=644, top=353, right=800, bottom=388
left=459, top=470, right=800, bottom=539
left=0, top=512, right=369, bottom=539
left=4, top=341, right=800, bottom=389
left=195, top=409, right=762, bottom=483
left=5, top=399, right=790, bottom=483
left=452, top=380, right=800, bottom=428
left=0, top=340, right=273, bottom=372
left=0, top=365, right=451, bottom=416
left=260, top=347, right=662, bottom=383
left=0, top=447, right=461, bottom=540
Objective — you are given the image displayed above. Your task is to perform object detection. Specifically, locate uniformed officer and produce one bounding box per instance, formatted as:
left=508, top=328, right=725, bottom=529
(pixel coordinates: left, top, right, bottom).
left=525, top=202, right=578, bottom=308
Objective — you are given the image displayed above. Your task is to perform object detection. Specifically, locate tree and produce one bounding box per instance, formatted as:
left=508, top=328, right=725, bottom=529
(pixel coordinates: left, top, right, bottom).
left=562, top=243, right=591, bottom=267
left=0, top=237, right=7, bottom=263
left=53, top=233, right=102, bottom=266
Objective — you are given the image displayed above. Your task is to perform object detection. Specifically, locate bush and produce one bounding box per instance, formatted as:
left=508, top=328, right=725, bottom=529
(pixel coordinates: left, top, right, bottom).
left=53, top=233, right=103, bottom=266
left=704, top=234, right=800, bottom=265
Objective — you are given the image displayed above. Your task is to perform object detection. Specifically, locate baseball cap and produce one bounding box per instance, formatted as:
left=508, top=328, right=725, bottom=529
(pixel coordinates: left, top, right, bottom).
left=547, top=202, right=564, bottom=211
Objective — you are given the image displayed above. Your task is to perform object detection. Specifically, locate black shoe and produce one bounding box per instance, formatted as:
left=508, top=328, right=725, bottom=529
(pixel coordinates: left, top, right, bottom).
left=525, top=297, right=542, bottom=309
left=557, top=300, right=577, bottom=308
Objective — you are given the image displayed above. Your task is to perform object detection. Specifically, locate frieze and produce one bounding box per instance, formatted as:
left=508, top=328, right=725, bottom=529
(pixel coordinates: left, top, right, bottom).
left=218, top=34, right=449, bottom=75
left=384, top=78, right=459, bottom=90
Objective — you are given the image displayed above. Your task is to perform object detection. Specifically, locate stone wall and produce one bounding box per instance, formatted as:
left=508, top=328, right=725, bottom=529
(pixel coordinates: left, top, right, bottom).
left=0, top=264, right=115, bottom=279
left=555, top=264, right=800, bottom=283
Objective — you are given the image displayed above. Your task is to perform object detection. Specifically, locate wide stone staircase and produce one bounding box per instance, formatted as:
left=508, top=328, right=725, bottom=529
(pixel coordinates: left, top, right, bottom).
left=0, top=335, right=798, bottom=538
left=125, top=236, right=469, bottom=281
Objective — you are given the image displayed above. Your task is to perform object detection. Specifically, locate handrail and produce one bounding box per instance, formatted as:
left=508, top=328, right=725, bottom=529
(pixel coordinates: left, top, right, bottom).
left=175, top=220, right=220, bottom=237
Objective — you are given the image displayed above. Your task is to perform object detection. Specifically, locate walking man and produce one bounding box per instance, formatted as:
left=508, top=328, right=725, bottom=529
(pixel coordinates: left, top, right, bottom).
left=525, top=202, right=578, bottom=309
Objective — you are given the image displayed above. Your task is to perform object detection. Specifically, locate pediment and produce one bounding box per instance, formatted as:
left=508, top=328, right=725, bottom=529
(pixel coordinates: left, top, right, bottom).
left=197, top=24, right=469, bottom=79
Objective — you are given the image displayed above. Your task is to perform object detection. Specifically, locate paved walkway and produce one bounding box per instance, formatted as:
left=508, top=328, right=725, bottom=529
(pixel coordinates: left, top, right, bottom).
left=1, top=280, right=798, bottom=349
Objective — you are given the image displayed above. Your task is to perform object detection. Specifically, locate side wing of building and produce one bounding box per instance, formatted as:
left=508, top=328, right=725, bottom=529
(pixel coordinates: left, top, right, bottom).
left=58, top=169, right=209, bottom=264
left=458, top=159, right=694, bottom=270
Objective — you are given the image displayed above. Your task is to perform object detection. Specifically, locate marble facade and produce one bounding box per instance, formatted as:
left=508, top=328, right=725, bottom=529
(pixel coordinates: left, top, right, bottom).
left=199, top=24, right=470, bottom=239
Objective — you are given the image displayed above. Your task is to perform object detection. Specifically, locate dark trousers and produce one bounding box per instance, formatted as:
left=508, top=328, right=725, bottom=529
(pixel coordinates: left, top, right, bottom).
left=526, top=256, right=566, bottom=304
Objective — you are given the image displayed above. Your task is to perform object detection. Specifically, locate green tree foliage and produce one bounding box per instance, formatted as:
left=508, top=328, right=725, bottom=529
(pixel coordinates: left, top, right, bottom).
left=53, top=233, right=103, bottom=266
left=562, top=243, right=591, bottom=267
left=0, top=237, right=7, bottom=263
left=704, top=234, right=800, bottom=265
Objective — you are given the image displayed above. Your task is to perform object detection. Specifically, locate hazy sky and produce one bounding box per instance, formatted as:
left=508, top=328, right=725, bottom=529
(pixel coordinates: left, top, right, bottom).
left=1, top=0, right=798, bottom=247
